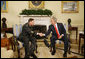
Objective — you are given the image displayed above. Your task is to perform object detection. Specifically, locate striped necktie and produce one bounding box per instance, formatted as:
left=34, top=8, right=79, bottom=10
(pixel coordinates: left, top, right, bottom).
left=54, top=24, right=60, bottom=39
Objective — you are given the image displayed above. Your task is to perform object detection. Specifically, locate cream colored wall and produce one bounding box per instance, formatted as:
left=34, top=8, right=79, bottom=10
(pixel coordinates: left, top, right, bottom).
left=1, top=1, right=84, bottom=31
left=45, top=1, right=84, bottom=31
left=1, top=1, right=28, bottom=27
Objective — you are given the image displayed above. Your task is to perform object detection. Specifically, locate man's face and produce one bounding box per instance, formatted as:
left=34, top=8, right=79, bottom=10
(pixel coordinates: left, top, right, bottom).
left=29, top=20, right=34, bottom=26
left=51, top=19, right=55, bottom=25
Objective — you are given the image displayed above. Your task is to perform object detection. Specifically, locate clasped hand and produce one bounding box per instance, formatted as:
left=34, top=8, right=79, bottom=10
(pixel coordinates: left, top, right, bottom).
left=58, top=34, right=64, bottom=39
left=37, top=33, right=45, bottom=37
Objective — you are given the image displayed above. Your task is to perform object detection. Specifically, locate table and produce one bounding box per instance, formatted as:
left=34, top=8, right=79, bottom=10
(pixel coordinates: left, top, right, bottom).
left=68, top=27, right=78, bottom=43
left=1, top=28, right=15, bottom=51
left=1, top=38, right=10, bottom=50
left=78, top=33, right=84, bottom=53
left=1, top=28, right=13, bottom=37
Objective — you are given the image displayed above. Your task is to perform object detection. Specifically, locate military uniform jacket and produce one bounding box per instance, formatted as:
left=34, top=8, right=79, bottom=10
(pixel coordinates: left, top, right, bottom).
left=19, top=23, right=37, bottom=42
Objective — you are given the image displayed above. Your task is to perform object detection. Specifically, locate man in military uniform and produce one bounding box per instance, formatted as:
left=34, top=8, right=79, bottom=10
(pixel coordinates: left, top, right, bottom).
left=18, top=18, right=41, bottom=58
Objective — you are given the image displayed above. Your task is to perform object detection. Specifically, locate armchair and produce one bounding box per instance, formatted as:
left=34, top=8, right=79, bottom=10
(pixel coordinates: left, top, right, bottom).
left=12, top=24, right=24, bottom=58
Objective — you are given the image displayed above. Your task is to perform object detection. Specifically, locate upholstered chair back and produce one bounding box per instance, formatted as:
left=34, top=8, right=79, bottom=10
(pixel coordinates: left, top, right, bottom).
left=13, top=24, right=22, bottom=38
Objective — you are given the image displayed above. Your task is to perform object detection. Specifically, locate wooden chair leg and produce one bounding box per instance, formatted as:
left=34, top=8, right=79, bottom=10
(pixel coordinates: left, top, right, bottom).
left=68, top=46, right=71, bottom=54
left=13, top=44, right=16, bottom=52
left=81, top=44, right=84, bottom=54
left=36, top=45, right=38, bottom=53
left=12, top=44, right=14, bottom=50
left=17, top=46, right=20, bottom=58
left=68, top=43, right=71, bottom=54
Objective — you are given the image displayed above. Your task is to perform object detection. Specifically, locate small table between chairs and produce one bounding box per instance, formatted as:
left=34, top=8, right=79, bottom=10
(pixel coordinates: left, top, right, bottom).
left=78, top=32, right=84, bottom=53
left=68, top=27, right=78, bottom=43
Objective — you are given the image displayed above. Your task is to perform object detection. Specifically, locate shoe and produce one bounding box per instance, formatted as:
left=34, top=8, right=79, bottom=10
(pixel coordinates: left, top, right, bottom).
left=51, top=51, right=55, bottom=55
left=36, top=51, right=38, bottom=53
left=63, top=53, right=67, bottom=57
left=24, top=55, right=29, bottom=58
left=32, top=54, right=37, bottom=58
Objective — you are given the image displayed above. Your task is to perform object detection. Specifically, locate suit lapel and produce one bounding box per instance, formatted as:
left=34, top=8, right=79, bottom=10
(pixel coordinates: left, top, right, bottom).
left=52, top=24, right=56, bottom=31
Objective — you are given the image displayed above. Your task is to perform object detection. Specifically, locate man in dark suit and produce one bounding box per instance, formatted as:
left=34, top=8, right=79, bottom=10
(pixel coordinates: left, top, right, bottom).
left=18, top=18, right=42, bottom=58
left=41, top=16, right=69, bottom=57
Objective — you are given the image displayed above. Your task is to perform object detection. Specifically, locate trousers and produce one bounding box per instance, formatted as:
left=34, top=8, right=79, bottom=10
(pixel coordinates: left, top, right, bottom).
left=50, top=34, right=69, bottom=54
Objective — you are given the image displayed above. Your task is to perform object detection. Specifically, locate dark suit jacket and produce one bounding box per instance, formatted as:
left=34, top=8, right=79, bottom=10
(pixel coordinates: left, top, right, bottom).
left=45, top=23, right=66, bottom=40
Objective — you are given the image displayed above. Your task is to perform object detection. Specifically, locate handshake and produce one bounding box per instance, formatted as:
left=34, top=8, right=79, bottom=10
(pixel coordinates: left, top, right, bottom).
left=37, top=33, right=45, bottom=37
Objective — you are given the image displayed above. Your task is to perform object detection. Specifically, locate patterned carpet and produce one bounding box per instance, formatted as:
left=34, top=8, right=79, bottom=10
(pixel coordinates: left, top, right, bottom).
left=13, top=41, right=84, bottom=58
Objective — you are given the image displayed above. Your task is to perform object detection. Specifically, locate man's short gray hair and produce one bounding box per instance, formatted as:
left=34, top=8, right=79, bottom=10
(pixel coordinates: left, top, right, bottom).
left=51, top=16, right=57, bottom=22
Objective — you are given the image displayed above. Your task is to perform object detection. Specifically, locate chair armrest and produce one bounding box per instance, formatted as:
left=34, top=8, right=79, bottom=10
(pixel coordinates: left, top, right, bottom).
left=13, top=36, right=24, bottom=48
left=66, top=31, right=70, bottom=35
left=17, top=41, right=24, bottom=48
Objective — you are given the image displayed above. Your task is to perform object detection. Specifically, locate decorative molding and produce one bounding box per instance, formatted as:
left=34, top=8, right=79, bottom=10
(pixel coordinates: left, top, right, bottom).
left=19, top=15, right=51, bottom=17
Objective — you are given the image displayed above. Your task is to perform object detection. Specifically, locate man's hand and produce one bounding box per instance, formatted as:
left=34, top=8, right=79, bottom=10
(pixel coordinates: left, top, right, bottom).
left=37, top=33, right=45, bottom=37
left=58, top=34, right=64, bottom=39
left=38, top=33, right=43, bottom=37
